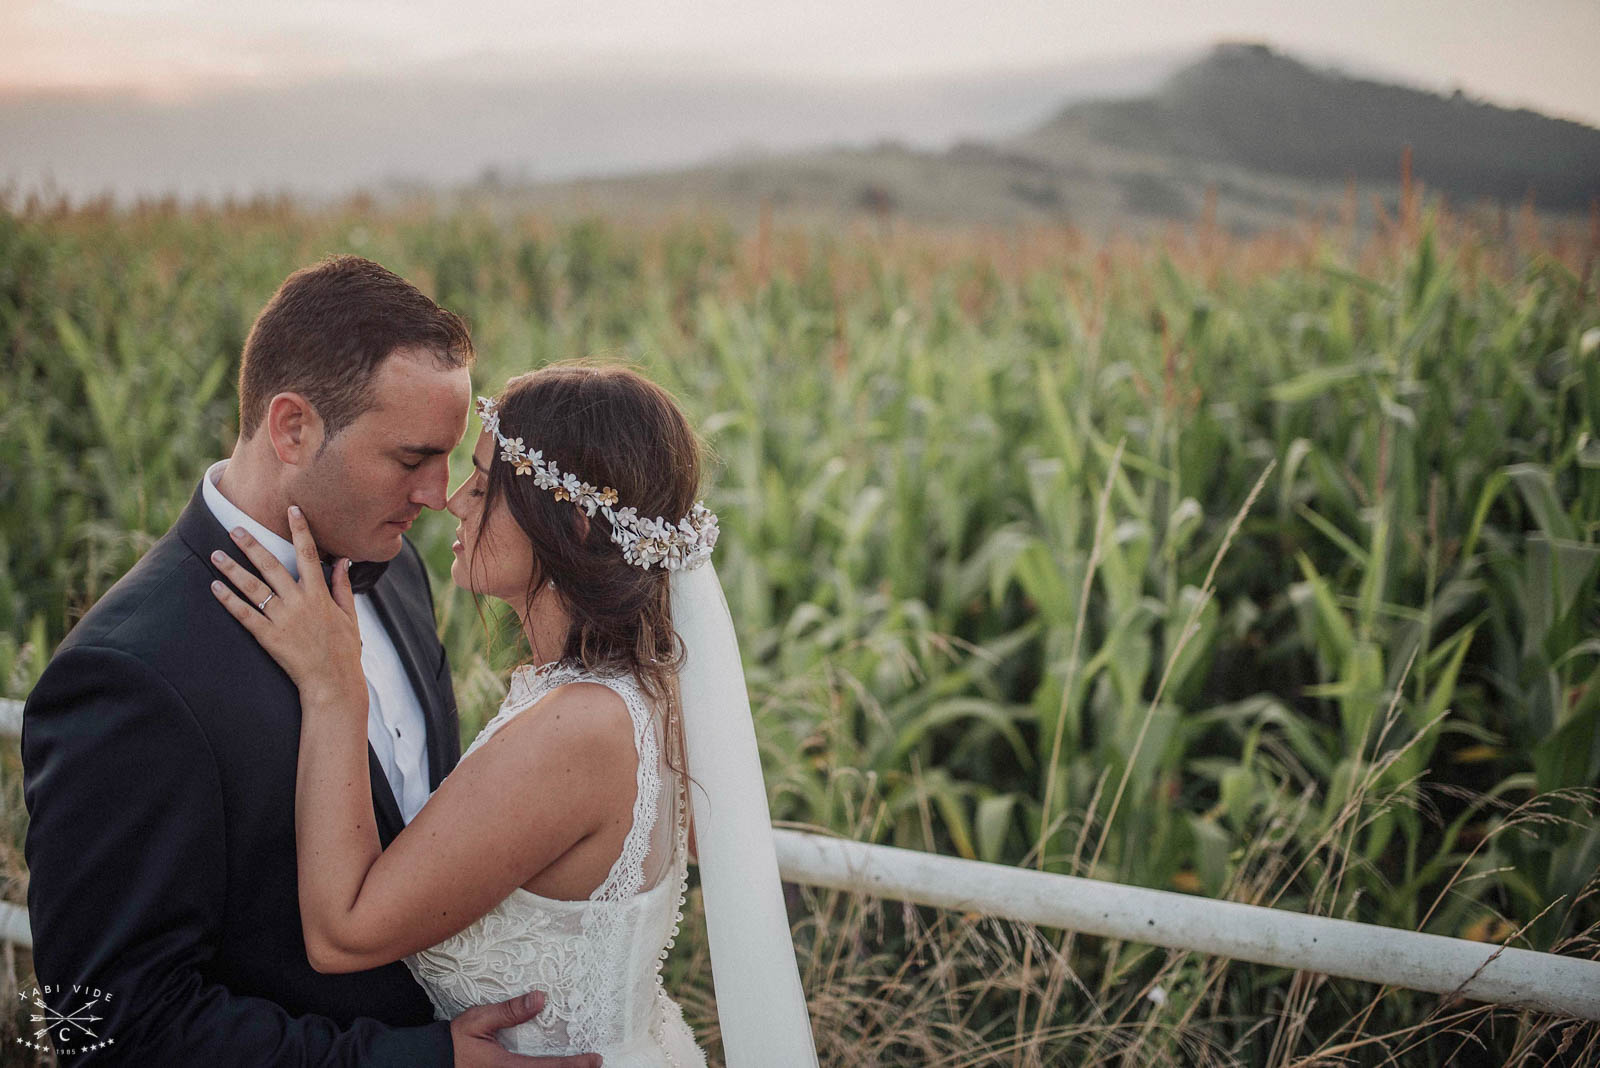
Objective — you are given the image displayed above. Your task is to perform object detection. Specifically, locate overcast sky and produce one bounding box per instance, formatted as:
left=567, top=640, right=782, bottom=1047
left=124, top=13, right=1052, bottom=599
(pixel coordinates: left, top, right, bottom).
left=7, top=0, right=1600, bottom=126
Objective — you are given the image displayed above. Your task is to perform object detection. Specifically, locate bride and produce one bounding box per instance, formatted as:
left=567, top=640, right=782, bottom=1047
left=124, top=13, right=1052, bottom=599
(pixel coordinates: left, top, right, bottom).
left=208, top=363, right=817, bottom=1066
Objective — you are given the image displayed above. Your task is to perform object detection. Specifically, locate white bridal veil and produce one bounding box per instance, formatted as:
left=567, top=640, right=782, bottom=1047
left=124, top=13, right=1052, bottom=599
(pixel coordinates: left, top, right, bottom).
left=671, top=561, right=819, bottom=1067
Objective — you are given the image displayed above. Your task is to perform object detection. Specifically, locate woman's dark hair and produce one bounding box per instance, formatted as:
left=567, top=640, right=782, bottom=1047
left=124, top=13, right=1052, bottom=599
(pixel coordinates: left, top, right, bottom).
left=473, top=361, right=704, bottom=736
left=239, top=255, right=474, bottom=441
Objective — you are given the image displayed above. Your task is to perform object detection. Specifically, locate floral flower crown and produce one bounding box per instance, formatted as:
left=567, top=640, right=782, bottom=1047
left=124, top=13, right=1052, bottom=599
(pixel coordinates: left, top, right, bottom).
left=475, top=395, right=718, bottom=572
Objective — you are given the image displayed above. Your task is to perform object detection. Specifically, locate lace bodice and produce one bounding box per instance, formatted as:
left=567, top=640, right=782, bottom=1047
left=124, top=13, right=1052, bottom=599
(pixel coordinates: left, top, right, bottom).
left=404, top=662, right=705, bottom=1067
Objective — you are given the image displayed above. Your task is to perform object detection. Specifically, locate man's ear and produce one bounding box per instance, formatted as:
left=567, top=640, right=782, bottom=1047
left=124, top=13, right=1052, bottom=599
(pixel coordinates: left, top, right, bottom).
left=265, top=392, right=325, bottom=467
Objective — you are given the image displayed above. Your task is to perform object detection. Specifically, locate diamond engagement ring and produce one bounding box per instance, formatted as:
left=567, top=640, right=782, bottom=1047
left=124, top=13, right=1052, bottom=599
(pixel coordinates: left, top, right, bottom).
left=257, top=592, right=276, bottom=612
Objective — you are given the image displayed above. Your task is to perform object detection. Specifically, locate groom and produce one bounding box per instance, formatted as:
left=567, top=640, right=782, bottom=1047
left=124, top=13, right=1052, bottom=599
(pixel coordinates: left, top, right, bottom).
left=23, top=257, right=595, bottom=1066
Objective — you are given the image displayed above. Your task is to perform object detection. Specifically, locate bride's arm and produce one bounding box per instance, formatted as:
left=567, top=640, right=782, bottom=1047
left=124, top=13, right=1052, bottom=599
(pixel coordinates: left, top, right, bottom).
left=211, top=509, right=638, bottom=974
left=293, top=670, right=636, bottom=973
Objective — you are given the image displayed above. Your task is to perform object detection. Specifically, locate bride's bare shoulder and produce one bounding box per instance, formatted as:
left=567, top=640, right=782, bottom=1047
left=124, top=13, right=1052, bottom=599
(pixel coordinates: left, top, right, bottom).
left=482, top=678, right=636, bottom=765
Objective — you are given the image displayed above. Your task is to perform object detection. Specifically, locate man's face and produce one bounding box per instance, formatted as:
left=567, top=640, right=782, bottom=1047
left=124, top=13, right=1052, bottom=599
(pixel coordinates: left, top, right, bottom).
left=289, top=348, right=473, bottom=563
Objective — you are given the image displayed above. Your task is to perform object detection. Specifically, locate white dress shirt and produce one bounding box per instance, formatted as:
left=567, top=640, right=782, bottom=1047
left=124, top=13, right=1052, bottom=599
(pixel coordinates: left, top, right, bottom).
left=202, top=460, right=433, bottom=824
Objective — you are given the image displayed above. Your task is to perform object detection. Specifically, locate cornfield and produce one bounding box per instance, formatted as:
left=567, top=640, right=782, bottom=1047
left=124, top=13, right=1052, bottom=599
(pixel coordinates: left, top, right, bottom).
left=2, top=191, right=1598, bottom=1065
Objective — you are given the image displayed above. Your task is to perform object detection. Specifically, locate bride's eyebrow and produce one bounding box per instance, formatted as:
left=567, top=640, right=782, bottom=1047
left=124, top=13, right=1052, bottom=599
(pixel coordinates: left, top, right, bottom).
left=471, top=457, right=491, bottom=477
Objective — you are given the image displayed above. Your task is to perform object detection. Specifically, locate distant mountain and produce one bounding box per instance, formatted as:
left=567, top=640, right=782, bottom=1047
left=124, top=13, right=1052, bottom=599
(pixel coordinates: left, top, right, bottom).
left=6, top=43, right=1594, bottom=229
left=1018, top=42, right=1600, bottom=209
left=474, top=44, right=1600, bottom=232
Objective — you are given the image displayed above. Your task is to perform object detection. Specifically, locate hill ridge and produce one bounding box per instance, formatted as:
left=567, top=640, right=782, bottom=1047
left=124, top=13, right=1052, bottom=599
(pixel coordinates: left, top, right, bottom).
left=1019, top=42, right=1600, bottom=209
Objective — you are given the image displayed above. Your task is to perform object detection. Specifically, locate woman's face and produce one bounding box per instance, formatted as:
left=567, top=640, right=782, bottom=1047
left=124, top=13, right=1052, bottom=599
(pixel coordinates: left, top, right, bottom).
left=446, top=431, right=538, bottom=604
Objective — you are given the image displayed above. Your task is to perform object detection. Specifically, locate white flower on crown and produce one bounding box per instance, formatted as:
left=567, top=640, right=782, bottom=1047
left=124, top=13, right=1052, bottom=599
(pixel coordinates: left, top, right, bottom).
left=475, top=394, right=718, bottom=571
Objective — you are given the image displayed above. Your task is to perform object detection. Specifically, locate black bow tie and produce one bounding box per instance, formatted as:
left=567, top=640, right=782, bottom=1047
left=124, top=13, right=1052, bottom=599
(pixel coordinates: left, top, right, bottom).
left=322, top=559, right=390, bottom=595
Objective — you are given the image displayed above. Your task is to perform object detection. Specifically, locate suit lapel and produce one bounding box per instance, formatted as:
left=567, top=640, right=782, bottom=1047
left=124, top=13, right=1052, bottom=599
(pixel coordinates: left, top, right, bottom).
left=175, top=487, right=424, bottom=847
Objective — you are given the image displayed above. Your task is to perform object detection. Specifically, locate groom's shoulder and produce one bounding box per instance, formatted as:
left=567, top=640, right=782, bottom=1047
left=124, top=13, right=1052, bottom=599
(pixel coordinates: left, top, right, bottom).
left=55, top=523, right=207, bottom=662
left=27, top=523, right=216, bottom=743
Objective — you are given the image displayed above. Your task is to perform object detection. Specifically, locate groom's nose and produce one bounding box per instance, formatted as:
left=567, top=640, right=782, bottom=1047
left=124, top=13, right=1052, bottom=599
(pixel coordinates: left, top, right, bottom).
left=410, top=458, right=451, bottom=511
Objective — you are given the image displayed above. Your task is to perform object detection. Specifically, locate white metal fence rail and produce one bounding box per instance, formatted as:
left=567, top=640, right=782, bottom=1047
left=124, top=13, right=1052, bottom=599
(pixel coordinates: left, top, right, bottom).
left=0, top=699, right=19, bottom=746
left=3, top=698, right=27, bottom=951
left=774, top=830, right=1600, bottom=1021
left=5, top=695, right=1600, bottom=1021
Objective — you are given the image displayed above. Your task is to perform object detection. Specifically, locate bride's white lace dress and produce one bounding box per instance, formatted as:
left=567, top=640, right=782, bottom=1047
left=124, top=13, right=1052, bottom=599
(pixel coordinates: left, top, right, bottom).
left=404, top=661, right=707, bottom=1067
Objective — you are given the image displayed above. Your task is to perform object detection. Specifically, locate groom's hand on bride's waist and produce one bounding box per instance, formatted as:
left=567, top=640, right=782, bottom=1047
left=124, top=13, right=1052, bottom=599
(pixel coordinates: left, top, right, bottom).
left=451, top=990, right=603, bottom=1068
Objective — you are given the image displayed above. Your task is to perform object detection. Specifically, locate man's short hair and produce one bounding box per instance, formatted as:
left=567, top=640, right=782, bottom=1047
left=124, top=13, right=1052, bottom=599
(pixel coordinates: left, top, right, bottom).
left=238, top=255, right=474, bottom=441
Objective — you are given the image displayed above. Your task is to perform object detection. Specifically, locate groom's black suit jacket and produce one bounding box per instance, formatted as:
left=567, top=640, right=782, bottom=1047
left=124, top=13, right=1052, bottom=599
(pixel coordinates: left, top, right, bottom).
left=23, top=486, right=462, bottom=1065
